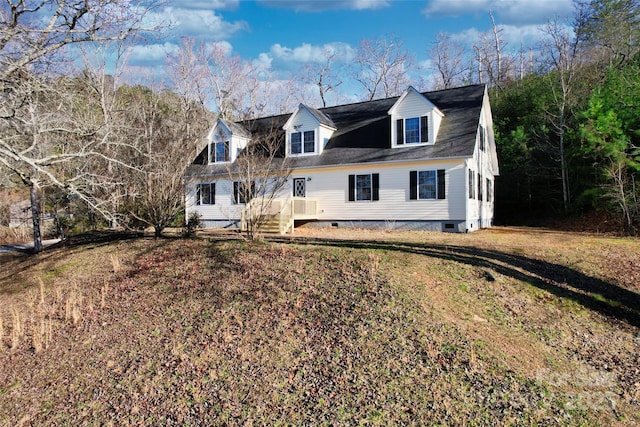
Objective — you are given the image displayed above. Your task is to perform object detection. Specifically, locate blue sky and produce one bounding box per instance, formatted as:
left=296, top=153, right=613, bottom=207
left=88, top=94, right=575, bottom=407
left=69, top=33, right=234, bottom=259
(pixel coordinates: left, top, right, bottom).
left=121, top=0, right=575, bottom=104
left=132, top=0, right=574, bottom=67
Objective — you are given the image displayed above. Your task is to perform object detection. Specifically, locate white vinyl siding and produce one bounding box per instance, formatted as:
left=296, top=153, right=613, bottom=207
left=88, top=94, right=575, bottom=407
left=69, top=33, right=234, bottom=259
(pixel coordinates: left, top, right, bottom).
left=307, top=161, right=464, bottom=221
left=185, top=180, right=248, bottom=225
left=287, top=108, right=320, bottom=156
left=466, top=98, right=497, bottom=230
left=390, top=89, right=443, bottom=147
left=185, top=161, right=466, bottom=225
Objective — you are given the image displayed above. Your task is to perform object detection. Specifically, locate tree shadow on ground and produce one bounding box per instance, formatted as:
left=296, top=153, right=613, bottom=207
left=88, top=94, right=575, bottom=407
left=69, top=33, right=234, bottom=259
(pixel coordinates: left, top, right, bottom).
left=270, top=236, right=640, bottom=329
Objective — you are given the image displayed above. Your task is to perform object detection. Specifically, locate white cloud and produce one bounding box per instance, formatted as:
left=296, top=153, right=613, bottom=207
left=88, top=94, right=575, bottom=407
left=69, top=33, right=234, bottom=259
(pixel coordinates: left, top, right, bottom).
left=267, top=42, right=355, bottom=64
left=257, top=0, right=390, bottom=12
left=174, top=0, right=240, bottom=10
left=128, top=42, right=179, bottom=65
left=151, top=7, right=249, bottom=40
left=253, top=53, right=274, bottom=72
left=422, top=0, right=574, bottom=25
left=449, top=22, right=571, bottom=51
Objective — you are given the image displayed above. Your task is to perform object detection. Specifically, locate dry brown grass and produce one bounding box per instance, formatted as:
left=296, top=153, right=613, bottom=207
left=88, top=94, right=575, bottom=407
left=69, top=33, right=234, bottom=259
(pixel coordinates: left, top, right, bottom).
left=0, top=228, right=638, bottom=425
left=0, top=225, right=31, bottom=246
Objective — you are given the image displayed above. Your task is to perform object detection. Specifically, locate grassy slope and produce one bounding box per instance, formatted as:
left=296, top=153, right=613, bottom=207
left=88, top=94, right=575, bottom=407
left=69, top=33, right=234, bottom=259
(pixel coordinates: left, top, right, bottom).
left=0, top=228, right=639, bottom=425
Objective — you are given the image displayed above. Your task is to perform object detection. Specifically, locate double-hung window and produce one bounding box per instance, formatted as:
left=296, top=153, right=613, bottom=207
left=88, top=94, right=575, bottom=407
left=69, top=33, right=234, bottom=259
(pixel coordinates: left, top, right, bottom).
left=410, top=170, right=445, bottom=200
left=211, top=141, right=229, bottom=163
left=196, top=183, right=215, bottom=205
left=418, top=170, right=436, bottom=199
left=348, top=173, right=380, bottom=201
left=396, top=116, right=429, bottom=145
left=291, top=130, right=315, bottom=154
left=233, top=181, right=255, bottom=204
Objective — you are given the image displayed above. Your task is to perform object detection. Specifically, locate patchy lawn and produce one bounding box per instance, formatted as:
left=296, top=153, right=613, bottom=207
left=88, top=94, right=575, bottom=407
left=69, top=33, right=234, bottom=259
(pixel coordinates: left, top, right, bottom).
left=0, top=227, right=638, bottom=425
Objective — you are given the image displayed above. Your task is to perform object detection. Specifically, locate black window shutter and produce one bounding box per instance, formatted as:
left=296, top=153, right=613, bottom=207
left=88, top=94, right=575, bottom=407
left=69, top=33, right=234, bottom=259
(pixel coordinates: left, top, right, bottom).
left=372, top=173, right=379, bottom=201
left=437, top=169, right=446, bottom=199
left=348, top=175, right=355, bottom=201
left=409, top=171, right=417, bottom=200
left=233, top=182, right=239, bottom=204
left=396, top=119, right=404, bottom=145
left=420, top=116, right=429, bottom=142
left=212, top=183, right=216, bottom=204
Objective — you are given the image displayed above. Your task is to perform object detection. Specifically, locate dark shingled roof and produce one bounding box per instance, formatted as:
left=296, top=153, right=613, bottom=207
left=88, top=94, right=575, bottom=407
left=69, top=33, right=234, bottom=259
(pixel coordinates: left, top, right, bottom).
left=184, top=84, right=486, bottom=179
left=302, top=104, right=337, bottom=129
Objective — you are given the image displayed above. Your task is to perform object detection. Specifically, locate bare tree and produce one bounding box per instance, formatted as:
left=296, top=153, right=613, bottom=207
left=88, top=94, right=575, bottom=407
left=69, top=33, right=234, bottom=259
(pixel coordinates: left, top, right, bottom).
left=471, top=12, right=514, bottom=89
left=0, top=0, right=159, bottom=251
left=227, top=123, right=291, bottom=240
left=540, top=17, right=586, bottom=212
left=352, top=35, right=413, bottom=101
left=119, top=85, right=212, bottom=237
left=430, top=32, right=467, bottom=89
left=168, top=38, right=286, bottom=121
left=302, top=48, right=344, bottom=107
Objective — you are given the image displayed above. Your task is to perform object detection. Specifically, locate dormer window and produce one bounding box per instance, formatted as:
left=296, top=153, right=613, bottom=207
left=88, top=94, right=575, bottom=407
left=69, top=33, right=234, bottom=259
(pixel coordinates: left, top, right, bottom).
left=396, top=116, right=429, bottom=145
left=290, top=130, right=315, bottom=155
left=389, top=87, right=444, bottom=148
left=210, top=140, right=229, bottom=163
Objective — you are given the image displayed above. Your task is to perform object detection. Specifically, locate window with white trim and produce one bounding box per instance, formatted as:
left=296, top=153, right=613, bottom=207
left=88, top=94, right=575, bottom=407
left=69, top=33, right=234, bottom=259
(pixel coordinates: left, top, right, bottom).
left=196, top=183, right=215, bottom=205
left=348, top=173, right=379, bottom=201
left=410, top=170, right=445, bottom=200
left=290, top=130, right=315, bottom=154
left=233, top=181, right=255, bottom=204
left=210, top=140, right=229, bottom=163
left=396, top=116, right=429, bottom=145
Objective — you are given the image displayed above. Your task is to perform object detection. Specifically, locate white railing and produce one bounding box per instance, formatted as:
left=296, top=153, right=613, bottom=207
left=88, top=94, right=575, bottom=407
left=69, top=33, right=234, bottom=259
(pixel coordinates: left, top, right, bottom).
left=240, top=197, right=318, bottom=235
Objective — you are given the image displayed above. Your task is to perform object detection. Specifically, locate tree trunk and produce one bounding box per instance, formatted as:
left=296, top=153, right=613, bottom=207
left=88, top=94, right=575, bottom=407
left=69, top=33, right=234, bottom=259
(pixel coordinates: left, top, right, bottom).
left=559, top=130, right=568, bottom=212
left=30, top=184, right=43, bottom=253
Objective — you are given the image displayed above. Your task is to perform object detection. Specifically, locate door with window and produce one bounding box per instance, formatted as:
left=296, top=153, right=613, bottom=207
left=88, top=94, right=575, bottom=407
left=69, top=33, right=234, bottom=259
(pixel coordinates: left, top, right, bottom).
left=293, top=178, right=306, bottom=197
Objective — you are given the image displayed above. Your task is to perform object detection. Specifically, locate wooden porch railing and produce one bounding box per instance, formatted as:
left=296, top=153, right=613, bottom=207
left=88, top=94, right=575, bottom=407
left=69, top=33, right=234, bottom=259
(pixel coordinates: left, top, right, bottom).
left=240, top=197, right=318, bottom=234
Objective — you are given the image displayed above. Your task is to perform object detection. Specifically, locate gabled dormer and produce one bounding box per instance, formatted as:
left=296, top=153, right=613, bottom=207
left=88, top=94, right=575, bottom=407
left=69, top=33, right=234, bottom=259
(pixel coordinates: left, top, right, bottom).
left=283, top=104, right=337, bottom=157
left=206, top=118, right=251, bottom=164
left=388, top=86, right=445, bottom=148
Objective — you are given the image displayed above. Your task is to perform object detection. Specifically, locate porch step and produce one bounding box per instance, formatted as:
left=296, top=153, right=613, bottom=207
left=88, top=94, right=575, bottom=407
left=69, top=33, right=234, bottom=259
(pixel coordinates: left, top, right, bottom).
left=258, top=216, right=283, bottom=234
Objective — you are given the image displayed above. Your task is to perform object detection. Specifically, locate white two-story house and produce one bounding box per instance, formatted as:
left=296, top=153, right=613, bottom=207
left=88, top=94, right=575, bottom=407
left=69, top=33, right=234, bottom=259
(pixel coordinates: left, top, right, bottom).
left=183, top=84, right=499, bottom=233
